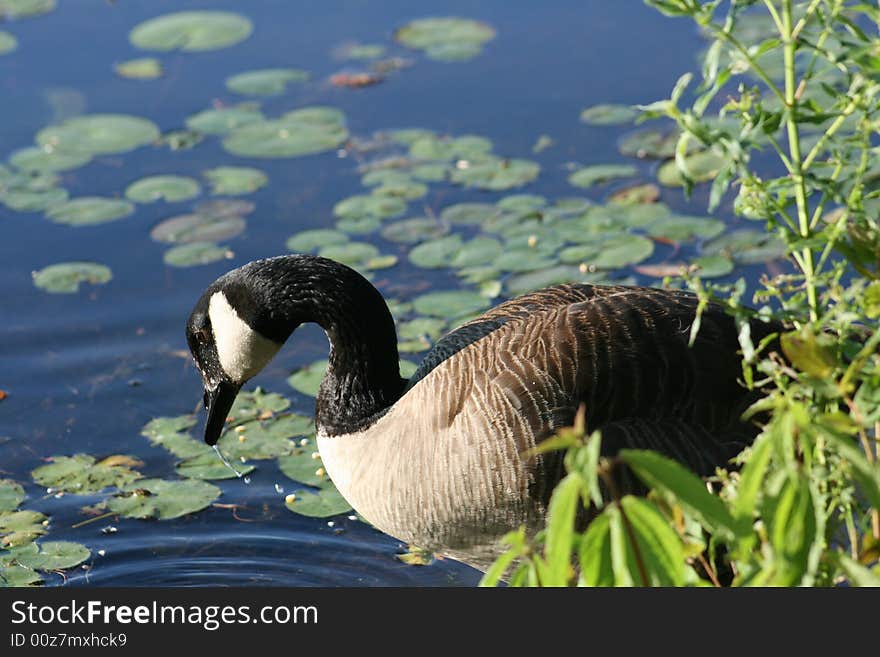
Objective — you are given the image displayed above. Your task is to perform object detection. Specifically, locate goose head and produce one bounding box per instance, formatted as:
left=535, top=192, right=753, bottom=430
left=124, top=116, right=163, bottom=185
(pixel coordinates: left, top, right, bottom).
left=186, top=254, right=404, bottom=444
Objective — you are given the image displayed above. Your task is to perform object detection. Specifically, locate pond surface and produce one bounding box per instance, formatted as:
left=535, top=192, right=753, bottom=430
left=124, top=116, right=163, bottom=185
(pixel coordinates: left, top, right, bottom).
left=0, top=0, right=768, bottom=586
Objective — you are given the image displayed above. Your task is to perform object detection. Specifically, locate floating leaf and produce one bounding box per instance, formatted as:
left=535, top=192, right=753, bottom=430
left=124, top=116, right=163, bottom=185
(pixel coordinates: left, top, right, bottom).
left=648, top=214, right=725, bottom=241
left=176, top=452, right=255, bottom=480
left=185, top=106, right=265, bottom=135
left=450, top=157, right=540, bottom=191
left=318, top=241, right=380, bottom=268
left=568, top=164, right=637, bottom=188
left=703, top=229, right=786, bottom=264
left=286, top=229, right=349, bottom=252
left=45, top=197, right=134, bottom=226
left=333, top=194, right=407, bottom=221
left=163, top=242, right=231, bottom=267
left=150, top=213, right=245, bottom=244
left=0, top=510, right=47, bottom=548
left=36, top=114, right=160, bottom=155
left=412, top=290, right=490, bottom=319
left=690, top=254, right=734, bottom=278
left=129, top=11, right=253, bottom=52
left=451, top=237, right=503, bottom=268
left=497, top=194, right=546, bottom=213
left=608, top=183, right=660, bottom=205
left=288, top=360, right=329, bottom=397
left=0, top=563, right=41, bottom=587
left=410, top=134, right=492, bottom=161
left=0, top=179, right=68, bottom=212
left=108, top=479, right=221, bottom=519
left=440, top=202, right=497, bottom=225
left=580, top=103, right=638, bottom=126
left=618, top=127, right=684, bottom=159
left=223, top=106, right=347, bottom=158
left=278, top=439, right=331, bottom=489
left=203, top=166, right=267, bottom=195
left=380, top=217, right=449, bottom=244
left=0, top=480, right=24, bottom=513
left=4, top=540, right=89, bottom=571
left=395, top=17, right=495, bottom=62
left=0, top=0, right=55, bottom=20
left=657, top=150, right=728, bottom=187
left=114, top=57, right=163, bottom=79
left=32, top=262, right=112, bottom=294
left=493, top=249, right=556, bottom=273
left=32, top=454, right=142, bottom=494
left=284, top=486, right=352, bottom=518
left=409, top=234, right=463, bottom=269
left=9, top=146, right=91, bottom=173
left=125, top=175, right=201, bottom=203
left=225, top=68, right=309, bottom=96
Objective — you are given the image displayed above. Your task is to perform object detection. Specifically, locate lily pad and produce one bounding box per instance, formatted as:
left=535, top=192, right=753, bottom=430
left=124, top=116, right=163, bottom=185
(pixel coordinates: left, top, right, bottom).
left=176, top=452, right=255, bottom=480
left=285, top=486, right=352, bottom=518
left=150, top=213, right=245, bottom=244
left=130, top=11, right=253, bottom=52
left=0, top=480, right=24, bottom=513
left=222, top=106, right=347, bottom=158
left=0, top=30, right=17, bottom=54
left=286, top=229, right=349, bottom=252
left=203, top=166, right=267, bottom=195
left=493, top=249, right=556, bottom=273
left=580, top=104, right=638, bottom=126
left=278, top=440, right=330, bottom=489
left=333, top=194, right=407, bottom=222
left=0, top=185, right=67, bottom=212
left=45, top=197, right=134, bottom=226
left=125, top=175, right=201, bottom=203
left=608, top=183, right=661, bottom=206
left=450, top=157, right=540, bottom=191
left=317, top=241, right=380, bottom=268
left=32, top=454, right=142, bottom=494
left=505, top=264, right=601, bottom=295
left=186, top=106, right=265, bottom=135
left=32, top=262, right=112, bottom=294
left=395, top=17, right=495, bottom=62
left=568, top=164, right=638, bottom=188
left=163, top=242, right=231, bottom=267
left=412, top=290, right=490, bottom=319
left=497, top=194, right=546, bottom=213
left=648, top=214, right=725, bottom=241
left=618, top=127, right=692, bottom=159
left=409, top=234, right=463, bottom=268
left=114, top=57, right=163, bottom=79
left=9, top=146, right=91, bottom=173
left=36, top=114, right=160, bottom=155
left=3, top=540, right=89, bottom=570
left=0, top=510, right=47, bottom=547
left=657, top=150, right=729, bottom=187
left=703, top=229, right=787, bottom=264
left=0, top=563, right=41, bottom=586
left=108, top=479, right=221, bottom=520
left=226, top=68, right=309, bottom=96
left=380, top=217, right=449, bottom=244
left=592, top=234, right=654, bottom=269
left=440, top=202, right=497, bottom=225
left=0, top=0, right=55, bottom=20
left=409, top=134, right=492, bottom=161
left=690, top=254, right=735, bottom=278
left=288, top=359, right=329, bottom=397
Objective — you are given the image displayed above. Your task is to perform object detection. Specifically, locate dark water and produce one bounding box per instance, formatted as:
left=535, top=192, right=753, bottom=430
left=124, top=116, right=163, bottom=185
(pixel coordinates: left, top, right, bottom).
left=1, top=1, right=716, bottom=586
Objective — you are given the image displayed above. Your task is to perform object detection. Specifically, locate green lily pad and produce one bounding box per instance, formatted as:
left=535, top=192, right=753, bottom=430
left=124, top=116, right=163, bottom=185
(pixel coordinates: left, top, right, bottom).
left=285, top=486, right=352, bottom=517
left=125, top=175, right=201, bottom=203
left=159, top=129, right=203, bottom=151
left=593, top=234, right=654, bottom=269
left=371, top=178, right=428, bottom=200
left=203, top=166, right=267, bottom=195
left=497, top=194, right=546, bottom=213
left=449, top=157, right=540, bottom=191
left=114, top=57, right=163, bottom=79
left=9, top=146, right=91, bottom=173
left=340, top=43, right=386, bottom=60
left=0, top=185, right=67, bottom=212
left=0, top=30, right=15, bottom=55
left=45, top=197, right=134, bottom=226
left=450, top=237, right=503, bottom=268
left=410, top=163, right=449, bottom=182
left=108, top=479, right=221, bottom=520
left=32, top=262, right=112, bottom=294
left=142, top=415, right=197, bottom=438
left=690, top=254, right=734, bottom=278
left=657, top=150, right=728, bottom=187
left=222, top=106, right=348, bottom=158
left=163, top=242, right=231, bottom=267
left=333, top=194, right=407, bottom=221
left=278, top=441, right=329, bottom=489
left=0, top=0, right=55, bottom=20
left=318, top=241, right=380, bottom=268
left=288, top=359, right=329, bottom=397
left=36, top=114, right=160, bottom=155
left=440, top=202, right=497, bottom=226
left=176, top=452, right=255, bottom=480
left=0, top=510, right=47, bottom=548
left=335, top=215, right=381, bottom=235
left=580, top=104, right=638, bottom=126
left=218, top=420, right=297, bottom=461
left=194, top=198, right=255, bottom=219
left=648, top=214, right=725, bottom=241
left=226, top=68, right=309, bottom=96
left=409, top=134, right=492, bottom=161
left=0, top=563, right=41, bottom=587
left=32, top=454, right=142, bottom=494
left=286, top=228, right=349, bottom=252
left=618, top=127, right=685, bottom=159
left=409, top=234, right=463, bottom=268
left=493, top=249, right=556, bottom=273
left=130, top=11, right=253, bottom=52
left=505, top=265, right=601, bottom=295
left=3, top=540, right=89, bottom=570
left=380, top=217, right=449, bottom=244
left=412, top=290, right=490, bottom=319
left=185, top=106, right=265, bottom=135
left=703, top=229, right=787, bottom=264
left=150, top=213, right=245, bottom=244
left=568, top=164, right=638, bottom=188
left=0, top=480, right=24, bottom=513
left=608, top=183, right=661, bottom=206
left=395, top=17, right=495, bottom=62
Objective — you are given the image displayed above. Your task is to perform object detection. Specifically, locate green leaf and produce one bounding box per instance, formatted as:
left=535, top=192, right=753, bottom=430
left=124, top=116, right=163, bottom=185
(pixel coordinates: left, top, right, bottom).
left=0, top=510, right=47, bottom=547
left=780, top=329, right=837, bottom=379
left=125, top=175, right=201, bottom=203
left=36, top=114, right=160, bottom=155
left=108, top=479, right=221, bottom=519
left=4, top=540, right=89, bottom=571
left=542, top=473, right=583, bottom=586
left=836, top=552, right=880, bottom=587
left=284, top=486, right=352, bottom=518
left=130, top=11, right=252, bottom=52
left=734, top=430, right=774, bottom=521
left=203, top=166, right=268, bottom=195
left=577, top=510, right=613, bottom=586
left=163, top=242, right=231, bottom=267
left=607, top=504, right=635, bottom=586
left=619, top=449, right=741, bottom=537
left=225, top=68, right=309, bottom=96
left=620, top=496, right=685, bottom=586
left=395, top=17, right=495, bottom=62
left=32, top=454, right=142, bottom=494
left=32, top=262, right=112, bottom=294
left=568, top=164, right=638, bottom=188
left=0, top=480, right=24, bottom=513
left=114, top=57, right=163, bottom=80
left=45, top=197, right=134, bottom=226
left=766, top=474, right=817, bottom=586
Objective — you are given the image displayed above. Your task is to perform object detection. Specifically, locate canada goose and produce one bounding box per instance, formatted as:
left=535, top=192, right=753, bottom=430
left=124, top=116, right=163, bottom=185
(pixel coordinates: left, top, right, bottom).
left=186, top=254, right=779, bottom=569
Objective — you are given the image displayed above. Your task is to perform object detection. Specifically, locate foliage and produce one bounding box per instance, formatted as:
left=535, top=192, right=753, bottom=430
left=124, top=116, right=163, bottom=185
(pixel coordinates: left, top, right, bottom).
left=484, top=0, right=880, bottom=587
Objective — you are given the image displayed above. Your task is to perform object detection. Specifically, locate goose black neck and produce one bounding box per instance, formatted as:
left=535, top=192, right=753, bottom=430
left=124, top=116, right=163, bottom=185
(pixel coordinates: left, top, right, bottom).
left=226, top=255, right=405, bottom=436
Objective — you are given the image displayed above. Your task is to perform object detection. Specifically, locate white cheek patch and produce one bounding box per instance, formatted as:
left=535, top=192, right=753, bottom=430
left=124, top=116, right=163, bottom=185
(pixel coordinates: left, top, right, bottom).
left=208, top=291, right=281, bottom=383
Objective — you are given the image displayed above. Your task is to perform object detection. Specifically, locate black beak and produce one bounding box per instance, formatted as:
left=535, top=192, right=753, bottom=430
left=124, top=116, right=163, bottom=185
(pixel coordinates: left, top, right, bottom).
left=203, top=380, right=241, bottom=445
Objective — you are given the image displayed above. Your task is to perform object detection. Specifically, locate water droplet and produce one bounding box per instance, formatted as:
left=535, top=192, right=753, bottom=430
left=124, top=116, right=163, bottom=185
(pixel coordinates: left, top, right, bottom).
left=327, top=521, right=335, bottom=528
left=101, top=526, right=117, bottom=535
left=243, top=476, right=251, bottom=484
left=97, top=549, right=106, bottom=557
left=274, top=483, right=284, bottom=494
left=347, top=514, right=357, bottom=521
left=212, top=444, right=244, bottom=478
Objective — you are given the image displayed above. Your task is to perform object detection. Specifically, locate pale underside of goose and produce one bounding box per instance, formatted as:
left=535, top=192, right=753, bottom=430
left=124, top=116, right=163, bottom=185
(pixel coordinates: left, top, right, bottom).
left=186, top=255, right=779, bottom=571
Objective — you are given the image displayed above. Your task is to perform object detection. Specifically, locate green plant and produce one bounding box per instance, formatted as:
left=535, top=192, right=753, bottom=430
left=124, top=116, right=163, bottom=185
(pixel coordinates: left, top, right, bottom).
left=482, top=0, right=880, bottom=587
